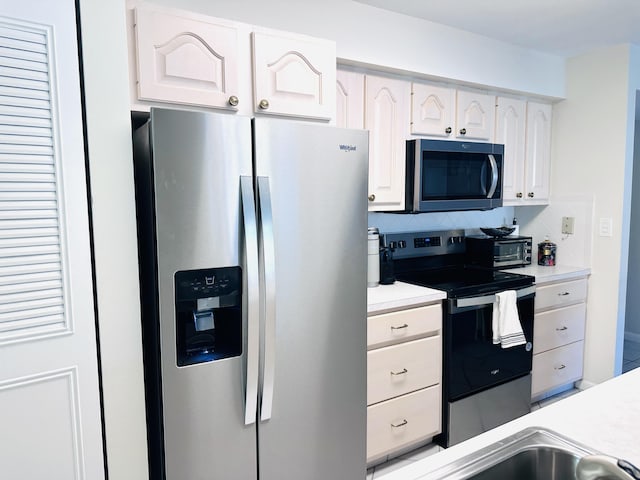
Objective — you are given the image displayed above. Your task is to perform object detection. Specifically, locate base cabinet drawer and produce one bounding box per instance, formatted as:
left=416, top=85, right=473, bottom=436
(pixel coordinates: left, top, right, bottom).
left=536, top=279, right=588, bottom=310
left=533, top=303, right=586, bottom=354
left=367, top=385, right=441, bottom=462
left=367, top=336, right=441, bottom=405
left=532, top=341, right=584, bottom=397
left=368, top=304, right=441, bottom=349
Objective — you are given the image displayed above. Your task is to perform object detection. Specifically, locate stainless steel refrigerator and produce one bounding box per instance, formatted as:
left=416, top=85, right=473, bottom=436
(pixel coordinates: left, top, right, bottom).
left=132, top=108, right=368, bottom=480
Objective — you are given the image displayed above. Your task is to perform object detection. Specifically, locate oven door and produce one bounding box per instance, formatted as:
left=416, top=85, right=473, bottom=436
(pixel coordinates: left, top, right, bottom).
left=444, top=286, right=535, bottom=401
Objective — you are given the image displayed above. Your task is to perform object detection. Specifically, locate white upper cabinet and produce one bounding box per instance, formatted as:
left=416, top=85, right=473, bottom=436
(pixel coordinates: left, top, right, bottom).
left=500, top=99, right=552, bottom=205
left=411, top=83, right=495, bottom=141
left=365, top=75, right=411, bottom=212
left=525, top=102, right=552, bottom=202
left=411, top=83, right=455, bottom=137
left=134, top=6, right=241, bottom=110
left=456, top=90, right=496, bottom=141
left=496, top=97, right=527, bottom=203
left=336, top=70, right=365, bottom=129
left=252, top=31, right=335, bottom=120
left=131, top=4, right=336, bottom=120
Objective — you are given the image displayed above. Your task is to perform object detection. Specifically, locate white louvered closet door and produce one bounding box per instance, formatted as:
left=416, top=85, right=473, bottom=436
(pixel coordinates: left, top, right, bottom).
left=0, top=1, right=105, bottom=479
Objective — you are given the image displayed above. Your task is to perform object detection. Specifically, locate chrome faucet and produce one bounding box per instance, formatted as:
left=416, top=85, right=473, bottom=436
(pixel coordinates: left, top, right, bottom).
left=577, top=455, right=640, bottom=480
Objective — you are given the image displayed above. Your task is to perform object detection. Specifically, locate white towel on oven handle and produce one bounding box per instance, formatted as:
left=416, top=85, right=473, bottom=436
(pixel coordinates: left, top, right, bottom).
left=492, top=290, right=526, bottom=348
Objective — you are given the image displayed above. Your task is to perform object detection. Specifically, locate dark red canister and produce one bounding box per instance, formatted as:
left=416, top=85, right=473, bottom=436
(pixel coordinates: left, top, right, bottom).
left=538, top=239, right=556, bottom=266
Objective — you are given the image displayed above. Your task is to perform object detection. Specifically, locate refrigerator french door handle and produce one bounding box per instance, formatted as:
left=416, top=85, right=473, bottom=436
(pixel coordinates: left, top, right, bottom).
left=240, top=176, right=259, bottom=426
left=257, top=176, right=276, bottom=421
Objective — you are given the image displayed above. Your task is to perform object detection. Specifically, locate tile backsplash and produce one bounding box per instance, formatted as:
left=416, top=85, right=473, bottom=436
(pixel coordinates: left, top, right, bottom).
left=369, top=198, right=593, bottom=268
left=514, top=195, right=594, bottom=268
left=368, top=206, right=516, bottom=234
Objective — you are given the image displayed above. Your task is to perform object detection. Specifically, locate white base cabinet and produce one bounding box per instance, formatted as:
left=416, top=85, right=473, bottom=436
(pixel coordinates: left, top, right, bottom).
left=532, top=277, right=588, bottom=399
left=366, top=303, right=442, bottom=463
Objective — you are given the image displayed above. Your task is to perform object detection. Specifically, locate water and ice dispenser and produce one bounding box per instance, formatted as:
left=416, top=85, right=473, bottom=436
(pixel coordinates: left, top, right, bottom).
left=174, top=267, right=242, bottom=367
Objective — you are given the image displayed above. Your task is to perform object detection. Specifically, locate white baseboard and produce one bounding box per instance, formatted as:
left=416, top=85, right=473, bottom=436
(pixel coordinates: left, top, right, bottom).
left=625, top=331, right=640, bottom=343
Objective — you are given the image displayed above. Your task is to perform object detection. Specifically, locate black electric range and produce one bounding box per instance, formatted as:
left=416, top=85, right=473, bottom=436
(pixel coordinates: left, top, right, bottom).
left=397, top=266, right=533, bottom=298
left=380, top=229, right=536, bottom=448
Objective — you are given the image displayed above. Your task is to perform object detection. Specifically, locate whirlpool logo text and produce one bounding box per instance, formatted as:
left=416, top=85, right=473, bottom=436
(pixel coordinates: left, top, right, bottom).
left=339, top=144, right=357, bottom=152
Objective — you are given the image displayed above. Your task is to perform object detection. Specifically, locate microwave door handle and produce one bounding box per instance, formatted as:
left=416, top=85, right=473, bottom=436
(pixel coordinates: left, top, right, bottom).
left=480, top=159, right=488, bottom=195
left=487, top=154, right=499, bottom=198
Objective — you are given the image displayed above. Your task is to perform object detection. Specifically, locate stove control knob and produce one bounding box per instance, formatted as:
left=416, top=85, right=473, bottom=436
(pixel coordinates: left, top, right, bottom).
left=398, top=240, right=407, bottom=249
left=389, top=241, right=397, bottom=249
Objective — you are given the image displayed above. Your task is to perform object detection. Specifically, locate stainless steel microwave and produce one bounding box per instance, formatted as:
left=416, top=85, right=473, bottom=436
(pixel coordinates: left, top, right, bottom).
left=405, top=139, right=504, bottom=212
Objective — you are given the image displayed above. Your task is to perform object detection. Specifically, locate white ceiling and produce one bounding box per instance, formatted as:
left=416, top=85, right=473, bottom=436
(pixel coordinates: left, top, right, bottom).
left=354, top=0, right=640, bottom=57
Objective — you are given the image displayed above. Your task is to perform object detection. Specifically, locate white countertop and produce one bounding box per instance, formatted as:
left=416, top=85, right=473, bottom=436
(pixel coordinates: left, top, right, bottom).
left=367, top=281, right=446, bottom=315
left=504, top=264, right=591, bottom=285
left=379, top=368, right=640, bottom=479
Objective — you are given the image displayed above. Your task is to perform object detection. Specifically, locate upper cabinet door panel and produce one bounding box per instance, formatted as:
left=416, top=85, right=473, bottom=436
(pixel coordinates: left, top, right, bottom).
left=526, top=102, right=552, bottom=201
left=252, top=31, right=336, bottom=120
left=336, top=70, right=364, bottom=129
left=455, top=90, right=495, bottom=141
left=365, top=75, right=410, bottom=211
left=496, top=97, right=526, bottom=203
left=411, top=83, right=455, bottom=137
left=134, top=6, right=240, bottom=110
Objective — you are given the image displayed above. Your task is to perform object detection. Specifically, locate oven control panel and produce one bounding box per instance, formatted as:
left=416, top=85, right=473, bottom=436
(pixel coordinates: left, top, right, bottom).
left=381, top=229, right=466, bottom=259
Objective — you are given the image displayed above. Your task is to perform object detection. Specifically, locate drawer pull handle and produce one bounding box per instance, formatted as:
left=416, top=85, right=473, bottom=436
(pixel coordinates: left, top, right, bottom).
left=558, top=292, right=571, bottom=296
left=556, top=326, right=568, bottom=331
left=391, top=323, right=409, bottom=330
left=391, top=419, right=408, bottom=428
left=390, top=368, right=408, bottom=376
left=555, top=364, right=566, bottom=370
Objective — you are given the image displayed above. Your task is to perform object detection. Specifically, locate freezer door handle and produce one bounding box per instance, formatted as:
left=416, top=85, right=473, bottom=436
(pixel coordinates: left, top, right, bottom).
left=258, top=176, right=276, bottom=421
left=241, top=176, right=259, bottom=426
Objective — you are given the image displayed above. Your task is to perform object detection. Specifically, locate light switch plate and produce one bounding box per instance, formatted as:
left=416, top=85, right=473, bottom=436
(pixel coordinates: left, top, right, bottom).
left=599, top=217, right=613, bottom=237
left=562, top=216, right=575, bottom=235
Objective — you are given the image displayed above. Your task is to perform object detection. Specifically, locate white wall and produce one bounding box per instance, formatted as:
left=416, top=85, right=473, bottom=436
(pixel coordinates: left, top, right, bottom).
left=142, top=0, right=565, bottom=98
left=549, top=44, right=640, bottom=384
left=77, top=1, right=148, bottom=478
left=626, top=114, right=640, bottom=339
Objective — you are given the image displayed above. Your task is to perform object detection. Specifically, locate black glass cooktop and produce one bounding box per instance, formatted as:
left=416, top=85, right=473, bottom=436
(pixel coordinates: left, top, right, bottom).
left=397, top=266, right=534, bottom=298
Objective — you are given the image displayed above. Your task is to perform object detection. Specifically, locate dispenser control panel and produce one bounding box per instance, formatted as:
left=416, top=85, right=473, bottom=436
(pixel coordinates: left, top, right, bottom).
left=175, top=268, right=240, bottom=301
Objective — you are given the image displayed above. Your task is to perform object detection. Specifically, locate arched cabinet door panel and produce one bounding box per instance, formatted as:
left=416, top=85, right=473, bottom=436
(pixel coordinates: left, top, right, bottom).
left=365, top=74, right=410, bottom=212
left=252, top=30, right=336, bottom=120
left=134, top=6, right=240, bottom=110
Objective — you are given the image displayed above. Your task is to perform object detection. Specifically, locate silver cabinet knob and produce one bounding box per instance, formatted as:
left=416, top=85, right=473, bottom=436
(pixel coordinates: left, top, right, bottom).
left=459, top=128, right=467, bottom=135
left=516, top=192, right=523, bottom=198
left=228, top=95, right=239, bottom=107
left=528, top=192, right=535, bottom=198
left=259, top=99, right=270, bottom=110
left=368, top=194, right=375, bottom=202
left=445, top=127, right=452, bottom=134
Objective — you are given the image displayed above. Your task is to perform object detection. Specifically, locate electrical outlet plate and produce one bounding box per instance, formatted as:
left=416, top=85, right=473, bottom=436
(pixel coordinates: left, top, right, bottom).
left=599, top=217, right=613, bottom=237
left=562, top=216, right=575, bottom=235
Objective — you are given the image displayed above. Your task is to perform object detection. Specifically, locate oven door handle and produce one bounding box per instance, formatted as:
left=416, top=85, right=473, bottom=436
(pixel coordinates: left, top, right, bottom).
left=450, top=285, right=536, bottom=312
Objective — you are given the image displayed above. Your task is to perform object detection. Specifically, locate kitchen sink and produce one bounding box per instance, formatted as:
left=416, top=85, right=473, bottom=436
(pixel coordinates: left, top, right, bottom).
left=420, top=427, right=595, bottom=480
